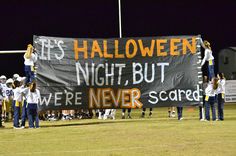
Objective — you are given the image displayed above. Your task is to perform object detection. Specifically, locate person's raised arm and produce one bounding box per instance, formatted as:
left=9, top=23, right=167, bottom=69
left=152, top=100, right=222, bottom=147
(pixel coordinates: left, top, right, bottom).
left=24, top=44, right=33, bottom=59
left=201, top=49, right=208, bottom=66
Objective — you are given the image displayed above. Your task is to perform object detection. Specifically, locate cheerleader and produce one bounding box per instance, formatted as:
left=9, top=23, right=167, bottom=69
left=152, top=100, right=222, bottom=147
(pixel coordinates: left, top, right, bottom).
left=200, top=39, right=215, bottom=80
left=24, top=44, right=37, bottom=84
left=217, top=73, right=226, bottom=121
left=205, top=77, right=218, bottom=121
left=21, top=82, right=40, bottom=128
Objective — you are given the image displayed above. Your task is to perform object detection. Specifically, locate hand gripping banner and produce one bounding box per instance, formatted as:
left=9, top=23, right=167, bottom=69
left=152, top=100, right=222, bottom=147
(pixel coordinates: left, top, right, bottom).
left=34, top=35, right=203, bottom=111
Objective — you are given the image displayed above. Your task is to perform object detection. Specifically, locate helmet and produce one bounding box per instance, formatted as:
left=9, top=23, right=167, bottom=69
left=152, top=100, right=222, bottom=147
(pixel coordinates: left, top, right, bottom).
left=13, top=74, right=20, bottom=79
left=0, top=75, right=6, bottom=79
left=6, top=78, right=14, bottom=84
left=16, top=77, right=22, bottom=82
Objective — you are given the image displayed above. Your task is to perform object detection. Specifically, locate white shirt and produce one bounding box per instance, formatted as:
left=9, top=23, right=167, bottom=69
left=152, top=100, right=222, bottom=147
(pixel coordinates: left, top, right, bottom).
left=24, top=53, right=37, bottom=66
left=201, top=49, right=214, bottom=66
left=21, top=88, right=40, bottom=104
left=13, top=86, right=23, bottom=102
left=205, top=83, right=216, bottom=97
left=217, top=79, right=226, bottom=94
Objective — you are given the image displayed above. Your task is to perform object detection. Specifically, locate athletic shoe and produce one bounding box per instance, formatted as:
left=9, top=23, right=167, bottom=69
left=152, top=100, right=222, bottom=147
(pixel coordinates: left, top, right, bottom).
left=13, top=126, right=21, bottom=129
left=127, top=115, right=132, bottom=119
left=103, top=116, right=107, bottom=120
left=149, top=112, right=152, bottom=117
left=178, top=117, right=183, bottom=121
left=141, top=113, right=145, bottom=118
left=20, top=126, right=25, bottom=129
left=171, top=111, right=176, bottom=117
left=49, top=117, right=57, bottom=121
left=121, top=115, right=125, bottom=119
left=200, top=119, right=205, bottom=121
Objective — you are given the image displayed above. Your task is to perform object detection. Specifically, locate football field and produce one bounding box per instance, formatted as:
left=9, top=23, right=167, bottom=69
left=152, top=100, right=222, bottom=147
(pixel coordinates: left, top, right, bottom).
left=0, top=104, right=236, bottom=156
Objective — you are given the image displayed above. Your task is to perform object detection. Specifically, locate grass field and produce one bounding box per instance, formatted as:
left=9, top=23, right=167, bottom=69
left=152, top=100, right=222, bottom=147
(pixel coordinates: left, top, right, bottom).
left=0, top=104, right=236, bottom=156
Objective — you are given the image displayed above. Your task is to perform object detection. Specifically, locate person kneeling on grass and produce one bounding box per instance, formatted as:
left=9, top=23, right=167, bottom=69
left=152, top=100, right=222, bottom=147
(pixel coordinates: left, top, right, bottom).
left=21, top=82, right=40, bottom=128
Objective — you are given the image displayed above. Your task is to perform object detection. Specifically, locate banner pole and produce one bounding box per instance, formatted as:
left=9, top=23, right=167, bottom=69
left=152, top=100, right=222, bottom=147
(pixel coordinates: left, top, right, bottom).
left=118, top=0, right=122, bottom=38
left=0, top=50, right=26, bottom=54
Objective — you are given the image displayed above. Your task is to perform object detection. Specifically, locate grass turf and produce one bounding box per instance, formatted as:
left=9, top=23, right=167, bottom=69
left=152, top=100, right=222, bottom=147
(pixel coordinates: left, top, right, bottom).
left=0, top=104, right=236, bottom=156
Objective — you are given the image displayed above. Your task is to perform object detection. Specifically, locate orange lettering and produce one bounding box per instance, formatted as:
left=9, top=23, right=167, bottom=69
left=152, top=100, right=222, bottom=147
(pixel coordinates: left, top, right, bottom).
left=74, top=40, right=88, bottom=60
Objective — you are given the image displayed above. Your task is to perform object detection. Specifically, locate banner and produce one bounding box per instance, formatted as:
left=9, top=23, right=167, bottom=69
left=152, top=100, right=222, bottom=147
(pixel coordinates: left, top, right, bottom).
left=34, top=35, right=203, bottom=110
left=225, top=80, right=236, bottom=102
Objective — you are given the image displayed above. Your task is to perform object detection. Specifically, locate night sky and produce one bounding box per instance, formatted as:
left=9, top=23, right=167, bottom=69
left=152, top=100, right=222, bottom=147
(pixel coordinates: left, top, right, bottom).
left=0, top=0, right=236, bottom=78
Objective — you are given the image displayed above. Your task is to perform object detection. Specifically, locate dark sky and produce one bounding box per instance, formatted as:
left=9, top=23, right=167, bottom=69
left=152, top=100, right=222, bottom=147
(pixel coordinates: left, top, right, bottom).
left=0, top=0, right=236, bottom=78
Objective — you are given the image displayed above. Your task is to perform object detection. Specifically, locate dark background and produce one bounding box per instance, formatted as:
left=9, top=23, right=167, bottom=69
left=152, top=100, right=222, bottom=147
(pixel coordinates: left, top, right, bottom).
left=0, top=0, right=236, bottom=78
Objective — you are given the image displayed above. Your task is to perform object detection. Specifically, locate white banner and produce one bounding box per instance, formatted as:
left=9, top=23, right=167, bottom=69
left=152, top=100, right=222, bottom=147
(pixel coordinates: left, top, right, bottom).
left=225, top=80, right=236, bottom=102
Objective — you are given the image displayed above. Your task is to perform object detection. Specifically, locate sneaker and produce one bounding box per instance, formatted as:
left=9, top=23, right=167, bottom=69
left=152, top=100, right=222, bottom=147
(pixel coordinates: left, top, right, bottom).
left=171, top=111, right=176, bottom=118
left=98, top=116, right=103, bottom=120
left=13, top=126, right=21, bottom=129
left=49, top=117, right=57, bottom=121
left=61, top=116, right=66, bottom=120
left=21, top=126, right=25, bottom=129
left=103, top=116, right=107, bottom=120
left=178, top=117, right=183, bottom=121
left=127, top=115, right=132, bottom=119
left=149, top=112, right=152, bottom=117
left=121, top=115, right=125, bottom=119
left=66, top=116, right=72, bottom=120
left=200, top=119, right=205, bottom=121
left=141, top=112, right=145, bottom=118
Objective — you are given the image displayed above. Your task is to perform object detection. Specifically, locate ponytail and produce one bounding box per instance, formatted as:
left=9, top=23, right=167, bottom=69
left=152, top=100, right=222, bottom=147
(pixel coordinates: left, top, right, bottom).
left=213, top=78, right=218, bottom=90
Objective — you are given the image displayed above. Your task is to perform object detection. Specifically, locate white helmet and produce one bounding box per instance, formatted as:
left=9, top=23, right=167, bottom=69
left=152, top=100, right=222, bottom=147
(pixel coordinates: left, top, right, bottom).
left=0, top=75, right=6, bottom=79
left=13, top=74, right=20, bottom=79
left=6, top=78, right=14, bottom=84
left=16, top=77, right=22, bottom=82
